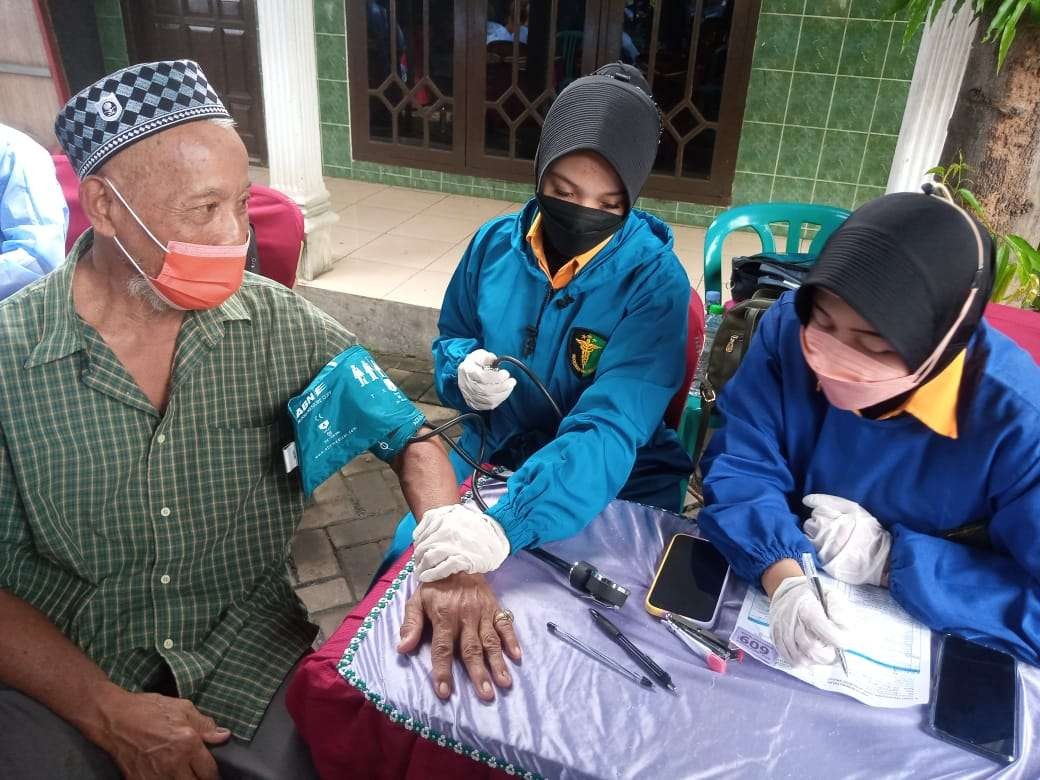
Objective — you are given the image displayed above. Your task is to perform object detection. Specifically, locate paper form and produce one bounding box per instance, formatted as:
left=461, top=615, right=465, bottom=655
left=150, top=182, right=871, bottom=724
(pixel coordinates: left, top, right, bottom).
left=731, top=575, right=932, bottom=708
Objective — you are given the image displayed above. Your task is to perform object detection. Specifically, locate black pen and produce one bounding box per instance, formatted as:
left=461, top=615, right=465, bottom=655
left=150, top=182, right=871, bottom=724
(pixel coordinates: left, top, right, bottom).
left=589, top=608, right=678, bottom=693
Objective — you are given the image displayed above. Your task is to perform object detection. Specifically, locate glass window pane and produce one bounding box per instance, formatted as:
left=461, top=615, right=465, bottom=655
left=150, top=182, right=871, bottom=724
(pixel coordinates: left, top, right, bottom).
left=367, top=0, right=455, bottom=151
left=619, top=0, right=733, bottom=181
left=483, top=0, right=589, bottom=162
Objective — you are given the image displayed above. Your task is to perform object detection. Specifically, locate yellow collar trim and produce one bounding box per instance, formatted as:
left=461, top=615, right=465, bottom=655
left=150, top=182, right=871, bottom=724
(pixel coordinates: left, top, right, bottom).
left=877, top=350, right=965, bottom=439
left=526, top=212, right=614, bottom=290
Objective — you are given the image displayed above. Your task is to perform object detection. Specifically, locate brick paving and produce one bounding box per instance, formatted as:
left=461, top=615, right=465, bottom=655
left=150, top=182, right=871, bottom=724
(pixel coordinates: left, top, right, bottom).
left=290, top=351, right=453, bottom=644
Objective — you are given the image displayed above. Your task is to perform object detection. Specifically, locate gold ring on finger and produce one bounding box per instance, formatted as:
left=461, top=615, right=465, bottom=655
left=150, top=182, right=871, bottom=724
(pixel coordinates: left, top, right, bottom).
left=493, top=608, right=514, bottom=626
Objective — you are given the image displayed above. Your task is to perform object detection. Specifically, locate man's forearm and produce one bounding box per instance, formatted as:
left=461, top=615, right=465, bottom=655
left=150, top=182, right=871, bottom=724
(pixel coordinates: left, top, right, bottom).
left=0, top=589, right=123, bottom=746
left=392, top=433, right=460, bottom=519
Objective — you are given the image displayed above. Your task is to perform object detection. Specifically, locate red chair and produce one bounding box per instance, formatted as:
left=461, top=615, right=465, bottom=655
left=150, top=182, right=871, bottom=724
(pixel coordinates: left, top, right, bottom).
left=664, top=290, right=706, bottom=430
left=246, top=184, right=304, bottom=288
left=985, top=303, right=1040, bottom=364
left=51, top=153, right=303, bottom=288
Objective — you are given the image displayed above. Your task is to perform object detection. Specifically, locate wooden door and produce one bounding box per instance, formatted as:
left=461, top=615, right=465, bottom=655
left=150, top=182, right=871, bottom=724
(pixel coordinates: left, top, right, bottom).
left=124, top=0, right=267, bottom=163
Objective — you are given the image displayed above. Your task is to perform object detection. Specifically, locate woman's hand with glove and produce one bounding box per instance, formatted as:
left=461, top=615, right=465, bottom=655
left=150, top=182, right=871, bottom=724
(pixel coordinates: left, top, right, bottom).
left=769, top=575, right=851, bottom=667
left=412, top=504, right=511, bottom=582
left=802, top=494, right=892, bottom=587
left=457, top=349, right=516, bottom=410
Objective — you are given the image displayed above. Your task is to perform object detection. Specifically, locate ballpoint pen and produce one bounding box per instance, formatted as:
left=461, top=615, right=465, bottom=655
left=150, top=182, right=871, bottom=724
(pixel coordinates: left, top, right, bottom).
left=589, top=608, right=678, bottom=693
left=546, top=622, right=653, bottom=688
left=801, top=552, right=850, bottom=677
left=662, top=615, right=727, bottom=674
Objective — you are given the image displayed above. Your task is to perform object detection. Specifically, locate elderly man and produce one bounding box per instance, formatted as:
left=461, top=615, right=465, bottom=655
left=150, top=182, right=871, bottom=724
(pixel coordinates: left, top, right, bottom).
left=0, top=61, right=518, bottom=780
left=0, top=122, right=68, bottom=298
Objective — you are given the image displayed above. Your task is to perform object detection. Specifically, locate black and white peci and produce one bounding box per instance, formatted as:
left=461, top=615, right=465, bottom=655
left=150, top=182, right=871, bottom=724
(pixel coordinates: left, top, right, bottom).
left=54, top=59, right=231, bottom=178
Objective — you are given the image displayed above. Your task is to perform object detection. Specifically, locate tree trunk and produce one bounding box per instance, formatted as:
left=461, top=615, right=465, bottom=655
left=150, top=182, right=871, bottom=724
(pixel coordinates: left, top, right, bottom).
left=941, top=19, right=1040, bottom=241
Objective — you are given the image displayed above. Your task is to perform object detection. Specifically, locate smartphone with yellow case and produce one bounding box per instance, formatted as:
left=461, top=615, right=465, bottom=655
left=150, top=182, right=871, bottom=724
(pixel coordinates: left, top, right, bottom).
left=645, top=533, right=731, bottom=628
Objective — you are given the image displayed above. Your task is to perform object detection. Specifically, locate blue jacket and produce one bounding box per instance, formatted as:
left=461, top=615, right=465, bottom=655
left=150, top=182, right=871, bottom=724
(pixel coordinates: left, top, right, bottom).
left=434, top=199, right=692, bottom=550
left=698, top=293, right=1040, bottom=664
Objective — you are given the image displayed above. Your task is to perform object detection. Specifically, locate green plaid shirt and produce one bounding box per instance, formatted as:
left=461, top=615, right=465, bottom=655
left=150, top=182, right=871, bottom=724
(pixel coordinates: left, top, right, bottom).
left=0, top=233, right=352, bottom=739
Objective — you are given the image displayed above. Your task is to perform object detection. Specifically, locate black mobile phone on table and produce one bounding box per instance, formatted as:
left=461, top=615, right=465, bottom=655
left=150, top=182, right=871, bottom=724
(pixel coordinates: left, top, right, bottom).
left=927, top=634, right=1019, bottom=765
left=645, top=533, right=730, bottom=627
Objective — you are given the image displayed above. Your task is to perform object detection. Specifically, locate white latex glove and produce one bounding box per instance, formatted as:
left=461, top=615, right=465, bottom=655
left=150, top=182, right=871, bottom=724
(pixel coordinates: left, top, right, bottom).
left=802, top=494, right=892, bottom=587
left=769, top=576, right=852, bottom=667
left=412, top=504, right=511, bottom=582
left=457, top=349, right=516, bottom=411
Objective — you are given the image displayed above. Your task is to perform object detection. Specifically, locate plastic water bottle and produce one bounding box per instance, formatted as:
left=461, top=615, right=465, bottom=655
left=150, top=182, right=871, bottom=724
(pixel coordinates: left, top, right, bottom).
left=691, top=291, right=725, bottom=395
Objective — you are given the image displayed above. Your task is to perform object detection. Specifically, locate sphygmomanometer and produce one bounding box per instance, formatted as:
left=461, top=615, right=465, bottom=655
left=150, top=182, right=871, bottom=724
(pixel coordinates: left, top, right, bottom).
left=287, top=346, right=630, bottom=608
left=286, top=345, right=426, bottom=496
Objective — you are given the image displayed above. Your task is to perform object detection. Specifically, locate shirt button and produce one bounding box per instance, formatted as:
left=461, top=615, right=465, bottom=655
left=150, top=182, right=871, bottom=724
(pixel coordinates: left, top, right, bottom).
left=160, top=574, right=171, bottom=585
left=163, top=638, right=174, bottom=650
left=160, top=507, right=171, bottom=517
left=156, top=433, right=166, bottom=444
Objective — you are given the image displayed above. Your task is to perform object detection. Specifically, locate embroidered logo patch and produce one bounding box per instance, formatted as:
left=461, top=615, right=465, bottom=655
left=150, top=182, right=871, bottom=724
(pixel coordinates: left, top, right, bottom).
left=568, top=328, right=607, bottom=379
left=96, top=92, right=123, bottom=123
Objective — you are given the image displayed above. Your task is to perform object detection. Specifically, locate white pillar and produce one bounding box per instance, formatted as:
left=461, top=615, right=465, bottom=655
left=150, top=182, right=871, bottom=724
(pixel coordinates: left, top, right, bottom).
left=255, top=0, right=338, bottom=281
left=886, top=4, right=978, bottom=193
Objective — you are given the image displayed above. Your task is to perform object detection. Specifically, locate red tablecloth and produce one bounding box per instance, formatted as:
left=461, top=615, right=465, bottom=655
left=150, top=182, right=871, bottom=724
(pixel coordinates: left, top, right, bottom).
left=286, top=549, right=513, bottom=780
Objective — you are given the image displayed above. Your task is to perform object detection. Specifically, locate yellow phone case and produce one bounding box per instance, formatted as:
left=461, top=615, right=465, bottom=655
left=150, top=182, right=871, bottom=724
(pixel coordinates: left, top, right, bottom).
left=644, top=532, right=729, bottom=627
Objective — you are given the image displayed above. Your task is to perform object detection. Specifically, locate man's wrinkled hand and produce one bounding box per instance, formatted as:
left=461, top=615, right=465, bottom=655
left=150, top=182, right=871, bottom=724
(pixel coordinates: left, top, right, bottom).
left=94, top=687, right=230, bottom=780
left=396, top=572, right=522, bottom=703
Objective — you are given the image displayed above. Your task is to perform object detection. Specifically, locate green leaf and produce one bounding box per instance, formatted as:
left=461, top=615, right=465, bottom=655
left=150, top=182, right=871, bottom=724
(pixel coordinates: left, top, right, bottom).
left=987, top=0, right=1021, bottom=40
left=925, top=165, right=946, bottom=177
left=956, top=187, right=985, bottom=216
left=904, top=1, right=932, bottom=39
left=996, top=1, right=1030, bottom=69
left=1005, top=234, right=1040, bottom=273
left=991, top=242, right=1015, bottom=302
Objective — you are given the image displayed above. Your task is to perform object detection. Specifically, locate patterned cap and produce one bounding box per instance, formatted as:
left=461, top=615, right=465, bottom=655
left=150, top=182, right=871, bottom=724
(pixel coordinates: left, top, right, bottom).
left=54, top=59, right=231, bottom=178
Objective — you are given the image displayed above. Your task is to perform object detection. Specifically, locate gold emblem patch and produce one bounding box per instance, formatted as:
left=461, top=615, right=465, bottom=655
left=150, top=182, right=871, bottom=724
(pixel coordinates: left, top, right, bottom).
left=568, top=329, right=607, bottom=378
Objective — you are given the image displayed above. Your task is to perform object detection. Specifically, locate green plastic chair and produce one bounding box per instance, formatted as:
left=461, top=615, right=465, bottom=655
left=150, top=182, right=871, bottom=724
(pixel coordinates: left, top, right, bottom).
left=703, top=202, right=851, bottom=301
left=679, top=202, right=851, bottom=507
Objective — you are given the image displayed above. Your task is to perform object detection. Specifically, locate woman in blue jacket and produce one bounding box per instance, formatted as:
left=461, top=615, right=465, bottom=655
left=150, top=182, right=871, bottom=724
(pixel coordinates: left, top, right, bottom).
left=697, top=189, right=1040, bottom=667
left=389, top=64, right=694, bottom=583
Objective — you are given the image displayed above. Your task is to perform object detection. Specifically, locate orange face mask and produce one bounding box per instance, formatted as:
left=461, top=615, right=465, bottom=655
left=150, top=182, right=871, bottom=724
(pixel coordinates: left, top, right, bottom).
left=105, top=178, right=248, bottom=311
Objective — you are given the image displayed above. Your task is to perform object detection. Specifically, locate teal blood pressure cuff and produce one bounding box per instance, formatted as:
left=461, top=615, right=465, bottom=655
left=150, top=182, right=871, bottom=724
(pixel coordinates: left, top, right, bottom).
left=288, top=345, right=426, bottom=496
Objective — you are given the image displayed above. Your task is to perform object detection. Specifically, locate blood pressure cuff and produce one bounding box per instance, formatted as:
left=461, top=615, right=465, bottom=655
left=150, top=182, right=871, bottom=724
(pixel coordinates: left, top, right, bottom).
left=288, top=345, right=426, bottom=496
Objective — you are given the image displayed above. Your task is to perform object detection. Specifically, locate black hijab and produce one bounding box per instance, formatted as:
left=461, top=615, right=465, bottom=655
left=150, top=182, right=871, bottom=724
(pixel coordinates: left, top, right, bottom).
left=794, top=189, right=994, bottom=380
left=534, top=62, right=661, bottom=210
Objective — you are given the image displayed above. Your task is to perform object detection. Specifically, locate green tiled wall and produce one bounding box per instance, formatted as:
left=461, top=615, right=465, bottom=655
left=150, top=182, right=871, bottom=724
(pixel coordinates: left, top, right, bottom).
left=315, top=0, right=921, bottom=225
left=735, top=0, right=922, bottom=214
left=95, top=0, right=130, bottom=74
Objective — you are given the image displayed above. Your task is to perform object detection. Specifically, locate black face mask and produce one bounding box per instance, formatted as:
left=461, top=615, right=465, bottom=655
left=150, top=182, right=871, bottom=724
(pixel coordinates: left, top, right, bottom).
left=535, top=194, right=626, bottom=259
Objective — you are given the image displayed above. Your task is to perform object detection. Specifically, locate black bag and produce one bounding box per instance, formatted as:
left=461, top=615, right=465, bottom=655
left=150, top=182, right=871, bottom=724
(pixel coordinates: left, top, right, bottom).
left=730, top=254, right=813, bottom=302
left=692, top=289, right=781, bottom=461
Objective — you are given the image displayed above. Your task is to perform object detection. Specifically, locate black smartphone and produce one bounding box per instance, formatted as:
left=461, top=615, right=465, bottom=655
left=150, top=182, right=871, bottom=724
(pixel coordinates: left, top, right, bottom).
left=928, top=634, right=1019, bottom=765
left=645, top=533, right=730, bottom=627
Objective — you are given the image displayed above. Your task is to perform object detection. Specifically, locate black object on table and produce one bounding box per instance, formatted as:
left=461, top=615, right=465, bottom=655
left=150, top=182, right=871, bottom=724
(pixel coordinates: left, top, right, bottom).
left=589, top=608, right=678, bottom=693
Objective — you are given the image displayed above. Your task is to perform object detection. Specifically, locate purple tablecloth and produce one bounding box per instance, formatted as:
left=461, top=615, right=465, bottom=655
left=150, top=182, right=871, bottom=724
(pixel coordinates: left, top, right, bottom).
left=341, top=489, right=1038, bottom=779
